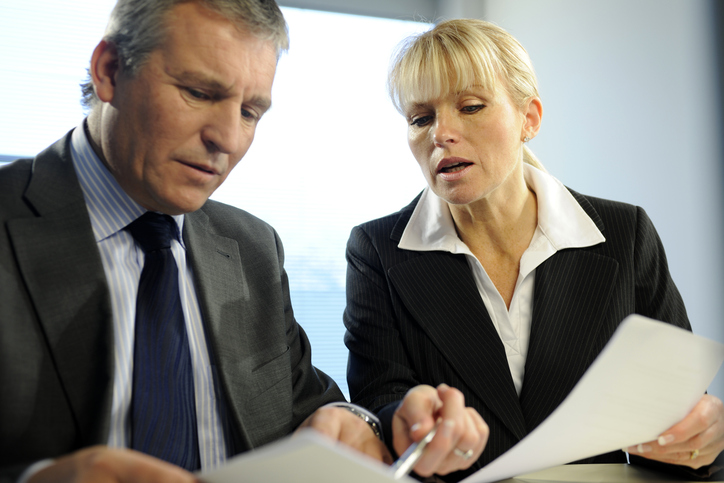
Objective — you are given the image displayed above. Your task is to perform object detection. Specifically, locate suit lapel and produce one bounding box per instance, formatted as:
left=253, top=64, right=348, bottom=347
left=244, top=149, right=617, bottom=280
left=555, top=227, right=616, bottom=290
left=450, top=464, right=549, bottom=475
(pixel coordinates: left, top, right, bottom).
left=521, top=237, right=619, bottom=432
left=183, top=209, right=260, bottom=451
left=388, top=252, right=528, bottom=441
left=7, top=134, right=114, bottom=446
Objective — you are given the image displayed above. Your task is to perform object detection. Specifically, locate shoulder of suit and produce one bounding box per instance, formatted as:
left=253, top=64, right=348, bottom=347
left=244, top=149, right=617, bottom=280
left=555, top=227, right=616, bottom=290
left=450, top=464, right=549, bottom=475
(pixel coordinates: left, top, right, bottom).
left=566, top=187, right=656, bottom=247
left=1, top=131, right=70, bottom=187
left=195, top=198, right=277, bottom=237
left=0, top=159, right=35, bottom=222
left=0, top=133, right=76, bottom=219
left=567, top=188, right=637, bottom=211
left=567, top=186, right=641, bottom=218
left=0, top=157, right=33, bottom=189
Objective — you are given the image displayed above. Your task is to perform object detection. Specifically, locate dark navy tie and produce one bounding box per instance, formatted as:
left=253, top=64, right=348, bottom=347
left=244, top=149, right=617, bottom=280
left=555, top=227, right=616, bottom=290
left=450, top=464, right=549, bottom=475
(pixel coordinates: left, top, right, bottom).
left=126, top=212, right=200, bottom=470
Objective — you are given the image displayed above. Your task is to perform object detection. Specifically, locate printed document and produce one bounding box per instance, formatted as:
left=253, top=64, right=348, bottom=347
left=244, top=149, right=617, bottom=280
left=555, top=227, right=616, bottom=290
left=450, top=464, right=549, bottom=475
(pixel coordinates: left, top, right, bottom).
left=199, top=315, right=724, bottom=483
left=462, top=314, right=724, bottom=482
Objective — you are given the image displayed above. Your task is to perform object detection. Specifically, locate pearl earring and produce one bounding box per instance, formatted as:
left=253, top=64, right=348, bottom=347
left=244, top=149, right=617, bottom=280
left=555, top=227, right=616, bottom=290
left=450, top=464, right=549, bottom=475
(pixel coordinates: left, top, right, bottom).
left=523, top=136, right=530, bottom=142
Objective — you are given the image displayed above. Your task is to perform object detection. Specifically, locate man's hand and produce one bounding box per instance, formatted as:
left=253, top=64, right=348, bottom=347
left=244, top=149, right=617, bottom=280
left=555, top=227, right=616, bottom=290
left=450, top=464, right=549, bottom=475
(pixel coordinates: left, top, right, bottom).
left=392, top=384, right=489, bottom=477
left=28, top=446, right=198, bottom=483
left=626, top=394, right=724, bottom=469
left=296, top=406, right=393, bottom=465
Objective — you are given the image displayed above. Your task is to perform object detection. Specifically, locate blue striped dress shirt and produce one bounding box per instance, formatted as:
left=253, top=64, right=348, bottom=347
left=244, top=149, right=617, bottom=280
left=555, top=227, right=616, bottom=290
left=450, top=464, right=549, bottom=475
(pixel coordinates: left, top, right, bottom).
left=69, top=123, right=228, bottom=469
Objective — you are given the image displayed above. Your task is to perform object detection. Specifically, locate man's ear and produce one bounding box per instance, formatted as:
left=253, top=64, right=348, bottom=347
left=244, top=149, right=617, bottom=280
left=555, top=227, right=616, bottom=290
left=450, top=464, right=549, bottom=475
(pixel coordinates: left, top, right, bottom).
left=89, top=40, right=120, bottom=103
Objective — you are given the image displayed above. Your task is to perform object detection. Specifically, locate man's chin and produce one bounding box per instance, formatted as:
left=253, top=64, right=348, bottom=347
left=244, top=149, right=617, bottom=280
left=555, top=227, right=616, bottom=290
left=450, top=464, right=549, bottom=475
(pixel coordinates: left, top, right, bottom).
left=143, top=192, right=211, bottom=216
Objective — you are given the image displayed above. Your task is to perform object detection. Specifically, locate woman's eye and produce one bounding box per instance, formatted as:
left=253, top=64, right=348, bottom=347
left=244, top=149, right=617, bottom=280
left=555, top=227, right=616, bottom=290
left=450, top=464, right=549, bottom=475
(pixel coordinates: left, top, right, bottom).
left=410, top=115, right=432, bottom=127
left=461, top=104, right=484, bottom=113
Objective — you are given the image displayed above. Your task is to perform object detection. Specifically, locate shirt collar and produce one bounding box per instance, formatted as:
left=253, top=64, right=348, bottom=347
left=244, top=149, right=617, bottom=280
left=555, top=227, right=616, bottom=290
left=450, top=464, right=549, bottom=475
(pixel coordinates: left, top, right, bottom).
left=70, top=121, right=185, bottom=244
left=524, top=163, right=605, bottom=249
left=399, top=164, right=605, bottom=253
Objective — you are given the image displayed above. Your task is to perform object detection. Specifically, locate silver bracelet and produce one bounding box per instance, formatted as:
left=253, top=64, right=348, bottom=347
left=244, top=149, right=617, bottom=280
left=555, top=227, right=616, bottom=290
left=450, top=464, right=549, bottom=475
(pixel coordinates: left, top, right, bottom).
left=328, top=402, right=383, bottom=441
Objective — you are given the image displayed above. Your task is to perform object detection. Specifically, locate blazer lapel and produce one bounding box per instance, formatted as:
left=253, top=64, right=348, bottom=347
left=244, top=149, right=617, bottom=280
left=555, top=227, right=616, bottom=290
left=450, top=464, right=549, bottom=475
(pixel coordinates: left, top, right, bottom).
left=521, top=206, right=619, bottom=432
left=6, top=134, right=114, bottom=446
left=183, top=209, right=259, bottom=451
left=388, top=252, right=528, bottom=441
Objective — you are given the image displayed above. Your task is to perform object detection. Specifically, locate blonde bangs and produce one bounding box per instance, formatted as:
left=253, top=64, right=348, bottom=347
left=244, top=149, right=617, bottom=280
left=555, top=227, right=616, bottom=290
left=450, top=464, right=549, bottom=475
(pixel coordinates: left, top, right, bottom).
left=389, top=22, right=503, bottom=115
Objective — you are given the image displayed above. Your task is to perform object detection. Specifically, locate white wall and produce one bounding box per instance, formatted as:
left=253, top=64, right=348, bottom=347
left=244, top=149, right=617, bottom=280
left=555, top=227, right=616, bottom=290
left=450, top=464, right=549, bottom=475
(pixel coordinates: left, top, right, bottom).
left=473, top=0, right=724, bottom=399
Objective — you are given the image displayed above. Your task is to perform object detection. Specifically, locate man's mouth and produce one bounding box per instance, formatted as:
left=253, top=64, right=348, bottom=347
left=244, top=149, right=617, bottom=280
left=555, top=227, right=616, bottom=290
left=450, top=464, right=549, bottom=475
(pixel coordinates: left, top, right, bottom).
left=192, top=165, right=215, bottom=174
left=178, top=159, right=219, bottom=176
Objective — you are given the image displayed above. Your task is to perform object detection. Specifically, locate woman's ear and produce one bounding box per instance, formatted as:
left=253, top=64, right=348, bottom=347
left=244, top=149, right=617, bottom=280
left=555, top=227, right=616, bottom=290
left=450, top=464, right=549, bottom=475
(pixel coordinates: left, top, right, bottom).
left=89, top=40, right=120, bottom=103
left=523, top=97, right=543, bottom=140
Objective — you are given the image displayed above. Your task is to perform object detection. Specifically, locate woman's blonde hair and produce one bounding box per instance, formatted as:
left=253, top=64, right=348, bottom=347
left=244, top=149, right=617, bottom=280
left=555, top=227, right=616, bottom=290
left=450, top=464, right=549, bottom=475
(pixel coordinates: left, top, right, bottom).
left=388, top=19, right=543, bottom=170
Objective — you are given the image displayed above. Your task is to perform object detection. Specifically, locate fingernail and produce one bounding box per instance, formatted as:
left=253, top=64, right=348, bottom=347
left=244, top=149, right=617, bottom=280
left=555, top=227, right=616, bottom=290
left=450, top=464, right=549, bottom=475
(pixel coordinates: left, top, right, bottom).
left=441, top=419, right=455, bottom=438
left=636, top=444, right=652, bottom=453
left=658, top=434, right=675, bottom=446
left=410, top=423, right=421, bottom=433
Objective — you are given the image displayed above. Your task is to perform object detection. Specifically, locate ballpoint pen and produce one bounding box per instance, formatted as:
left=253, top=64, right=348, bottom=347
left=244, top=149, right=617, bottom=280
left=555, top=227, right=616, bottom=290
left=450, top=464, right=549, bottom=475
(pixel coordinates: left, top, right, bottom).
left=389, top=425, right=438, bottom=479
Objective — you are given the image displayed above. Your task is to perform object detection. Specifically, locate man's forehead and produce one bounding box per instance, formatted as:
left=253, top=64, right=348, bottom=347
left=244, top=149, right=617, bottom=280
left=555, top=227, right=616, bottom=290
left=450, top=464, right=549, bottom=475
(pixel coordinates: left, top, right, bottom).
left=155, top=4, right=277, bottom=98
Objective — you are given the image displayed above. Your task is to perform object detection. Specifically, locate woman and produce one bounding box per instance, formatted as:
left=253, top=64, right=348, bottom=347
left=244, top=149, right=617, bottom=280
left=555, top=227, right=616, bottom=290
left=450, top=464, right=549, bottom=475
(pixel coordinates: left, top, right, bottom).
left=343, top=19, right=724, bottom=482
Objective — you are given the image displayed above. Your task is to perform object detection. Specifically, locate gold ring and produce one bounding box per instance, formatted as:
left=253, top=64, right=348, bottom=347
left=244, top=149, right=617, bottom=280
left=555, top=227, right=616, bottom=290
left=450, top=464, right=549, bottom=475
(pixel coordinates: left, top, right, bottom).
left=454, top=448, right=474, bottom=460
left=690, top=449, right=699, bottom=460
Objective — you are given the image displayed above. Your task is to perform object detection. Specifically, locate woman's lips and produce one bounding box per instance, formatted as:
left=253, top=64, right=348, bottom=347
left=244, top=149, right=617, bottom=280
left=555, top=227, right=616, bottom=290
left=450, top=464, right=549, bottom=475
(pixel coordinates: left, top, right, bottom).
left=437, top=158, right=473, bottom=180
left=440, top=162, right=471, bottom=173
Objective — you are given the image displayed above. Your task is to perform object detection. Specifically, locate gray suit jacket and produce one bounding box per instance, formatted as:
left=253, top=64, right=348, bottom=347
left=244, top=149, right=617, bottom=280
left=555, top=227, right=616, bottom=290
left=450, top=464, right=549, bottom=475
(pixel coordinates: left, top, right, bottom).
left=344, top=192, right=720, bottom=481
left=0, top=131, right=344, bottom=481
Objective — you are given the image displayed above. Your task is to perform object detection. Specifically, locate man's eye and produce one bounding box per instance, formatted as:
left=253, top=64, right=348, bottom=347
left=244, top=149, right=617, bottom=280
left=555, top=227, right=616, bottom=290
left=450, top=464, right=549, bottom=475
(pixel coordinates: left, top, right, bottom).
left=241, top=108, right=259, bottom=121
left=410, top=115, right=432, bottom=127
left=186, top=88, right=209, bottom=100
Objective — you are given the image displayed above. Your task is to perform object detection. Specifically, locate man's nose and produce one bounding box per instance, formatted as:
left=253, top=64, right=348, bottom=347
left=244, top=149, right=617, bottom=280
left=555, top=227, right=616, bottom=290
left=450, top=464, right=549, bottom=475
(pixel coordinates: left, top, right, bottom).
left=201, top=102, right=243, bottom=155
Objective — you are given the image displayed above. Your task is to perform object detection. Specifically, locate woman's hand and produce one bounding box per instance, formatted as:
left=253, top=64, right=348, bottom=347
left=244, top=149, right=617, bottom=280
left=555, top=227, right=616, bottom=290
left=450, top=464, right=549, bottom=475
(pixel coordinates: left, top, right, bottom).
left=626, top=394, right=724, bottom=469
left=392, top=384, right=489, bottom=477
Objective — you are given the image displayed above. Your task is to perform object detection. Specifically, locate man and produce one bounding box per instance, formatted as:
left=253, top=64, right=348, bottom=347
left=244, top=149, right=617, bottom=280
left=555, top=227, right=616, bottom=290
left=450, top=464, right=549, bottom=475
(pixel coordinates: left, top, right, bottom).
left=0, top=1, right=488, bottom=482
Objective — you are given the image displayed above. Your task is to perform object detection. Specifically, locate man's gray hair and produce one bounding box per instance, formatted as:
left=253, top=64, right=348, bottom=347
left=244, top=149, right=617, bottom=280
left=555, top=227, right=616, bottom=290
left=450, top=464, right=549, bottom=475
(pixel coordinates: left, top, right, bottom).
left=80, top=0, right=289, bottom=109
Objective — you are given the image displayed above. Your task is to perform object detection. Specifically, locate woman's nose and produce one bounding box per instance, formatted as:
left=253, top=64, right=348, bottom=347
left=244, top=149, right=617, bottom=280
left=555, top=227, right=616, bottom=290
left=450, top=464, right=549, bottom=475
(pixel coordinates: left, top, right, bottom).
left=433, top=111, right=460, bottom=147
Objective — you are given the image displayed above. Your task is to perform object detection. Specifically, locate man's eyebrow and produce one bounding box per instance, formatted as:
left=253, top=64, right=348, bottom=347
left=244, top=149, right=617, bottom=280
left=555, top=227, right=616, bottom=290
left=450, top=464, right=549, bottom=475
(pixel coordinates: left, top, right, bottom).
left=172, top=70, right=272, bottom=113
left=248, top=95, right=272, bottom=114
left=173, top=70, right=229, bottom=92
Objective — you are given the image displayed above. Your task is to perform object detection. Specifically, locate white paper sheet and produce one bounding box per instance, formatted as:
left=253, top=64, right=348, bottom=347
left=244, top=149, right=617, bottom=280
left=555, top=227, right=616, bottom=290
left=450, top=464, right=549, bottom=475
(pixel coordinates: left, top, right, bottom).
left=199, top=429, right=414, bottom=483
left=461, top=314, right=724, bottom=483
left=198, top=315, right=724, bottom=483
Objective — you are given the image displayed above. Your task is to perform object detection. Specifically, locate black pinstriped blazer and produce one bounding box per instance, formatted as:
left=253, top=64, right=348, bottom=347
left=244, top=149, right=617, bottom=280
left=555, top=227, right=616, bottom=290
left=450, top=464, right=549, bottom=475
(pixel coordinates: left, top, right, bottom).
left=344, top=190, right=699, bottom=482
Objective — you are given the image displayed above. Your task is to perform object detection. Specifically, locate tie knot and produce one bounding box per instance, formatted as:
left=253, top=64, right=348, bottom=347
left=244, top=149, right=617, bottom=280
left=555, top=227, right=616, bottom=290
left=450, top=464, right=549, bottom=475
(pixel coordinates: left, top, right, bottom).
left=125, top=212, right=179, bottom=253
